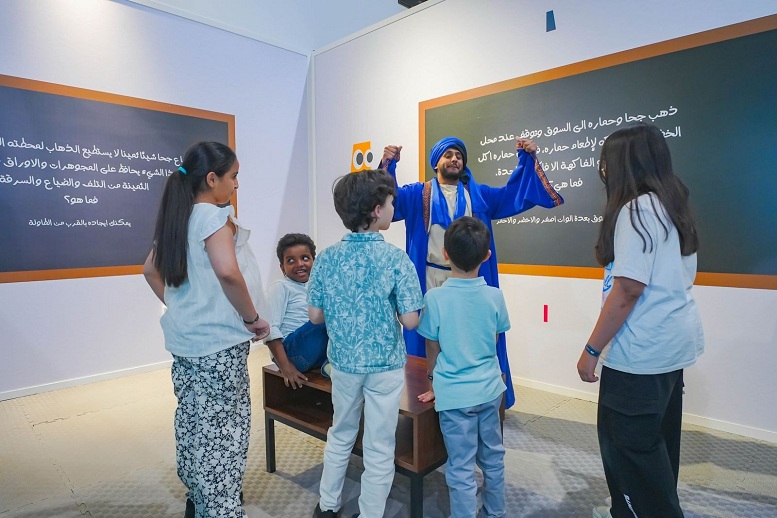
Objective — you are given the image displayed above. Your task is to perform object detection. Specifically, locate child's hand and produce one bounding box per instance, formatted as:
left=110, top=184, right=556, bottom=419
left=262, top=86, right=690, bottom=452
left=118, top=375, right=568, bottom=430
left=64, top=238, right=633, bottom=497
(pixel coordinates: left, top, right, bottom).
left=280, top=365, right=308, bottom=389
left=246, top=317, right=271, bottom=341
left=417, top=390, right=435, bottom=403
left=577, top=348, right=600, bottom=383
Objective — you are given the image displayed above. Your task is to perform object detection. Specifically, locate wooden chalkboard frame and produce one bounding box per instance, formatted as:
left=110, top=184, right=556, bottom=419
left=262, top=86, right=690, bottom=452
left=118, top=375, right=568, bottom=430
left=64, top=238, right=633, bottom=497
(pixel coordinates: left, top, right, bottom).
left=0, top=75, right=235, bottom=284
left=419, top=15, right=777, bottom=290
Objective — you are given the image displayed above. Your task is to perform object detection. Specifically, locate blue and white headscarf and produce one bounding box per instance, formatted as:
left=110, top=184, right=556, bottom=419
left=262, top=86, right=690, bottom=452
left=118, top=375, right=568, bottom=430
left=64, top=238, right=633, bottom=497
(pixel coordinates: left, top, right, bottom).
left=429, top=136, right=469, bottom=178
left=429, top=137, right=471, bottom=229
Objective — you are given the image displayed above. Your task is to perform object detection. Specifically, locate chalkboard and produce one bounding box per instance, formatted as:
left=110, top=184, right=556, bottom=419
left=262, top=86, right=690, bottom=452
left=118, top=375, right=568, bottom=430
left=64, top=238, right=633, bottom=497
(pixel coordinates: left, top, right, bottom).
left=420, top=16, right=777, bottom=290
left=0, top=75, right=234, bottom=283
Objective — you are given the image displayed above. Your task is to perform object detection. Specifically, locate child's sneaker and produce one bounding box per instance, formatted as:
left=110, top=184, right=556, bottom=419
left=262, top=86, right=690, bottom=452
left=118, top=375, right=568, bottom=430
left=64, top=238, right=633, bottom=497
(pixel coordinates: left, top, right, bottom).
left=320, top=360, right=332, bottom=379
left=593, top=505, right=612, bottom=518
left=312, top=503, right=338, bottom=517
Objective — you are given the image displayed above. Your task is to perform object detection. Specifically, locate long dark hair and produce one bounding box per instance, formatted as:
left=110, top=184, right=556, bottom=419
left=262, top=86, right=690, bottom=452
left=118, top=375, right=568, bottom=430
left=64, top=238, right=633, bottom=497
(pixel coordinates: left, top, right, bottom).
left=152, top=141, right=237, bottom=287
left=595, top=123, right=699, bottom=266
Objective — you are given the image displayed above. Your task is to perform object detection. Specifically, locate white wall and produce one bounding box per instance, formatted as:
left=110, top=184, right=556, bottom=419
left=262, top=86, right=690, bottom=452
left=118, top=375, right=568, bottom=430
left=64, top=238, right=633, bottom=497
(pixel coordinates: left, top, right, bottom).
left=125, top=0, right=405, bottom=54
left=311, top=0, right=777, bottom=441
left=0, top=0, right=310, bottom=398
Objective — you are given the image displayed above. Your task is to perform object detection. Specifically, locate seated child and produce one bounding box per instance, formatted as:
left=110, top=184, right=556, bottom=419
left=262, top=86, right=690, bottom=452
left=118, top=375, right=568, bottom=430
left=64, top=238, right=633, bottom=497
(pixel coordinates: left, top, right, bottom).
left=417, top=216, right=510, bottom=518
left=264, top=233, right=329, bottom=388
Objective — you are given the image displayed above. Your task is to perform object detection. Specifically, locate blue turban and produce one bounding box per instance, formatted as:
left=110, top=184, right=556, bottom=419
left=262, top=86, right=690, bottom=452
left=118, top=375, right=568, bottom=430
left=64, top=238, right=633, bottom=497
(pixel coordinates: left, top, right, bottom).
left=430, top=136, right=468, bottom=174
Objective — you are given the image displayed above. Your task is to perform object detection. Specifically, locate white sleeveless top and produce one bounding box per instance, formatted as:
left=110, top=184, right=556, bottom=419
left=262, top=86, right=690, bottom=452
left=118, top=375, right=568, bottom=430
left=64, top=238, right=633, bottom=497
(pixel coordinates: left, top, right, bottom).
left=161, top=203, right=265, bottom=357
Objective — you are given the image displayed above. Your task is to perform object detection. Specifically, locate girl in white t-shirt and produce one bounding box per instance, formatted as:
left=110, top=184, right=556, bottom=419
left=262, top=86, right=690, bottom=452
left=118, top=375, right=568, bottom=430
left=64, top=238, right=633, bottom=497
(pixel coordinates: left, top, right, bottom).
left=143, top=141, right=269, bottom=518
left=576, top=124, right=703, bottom=518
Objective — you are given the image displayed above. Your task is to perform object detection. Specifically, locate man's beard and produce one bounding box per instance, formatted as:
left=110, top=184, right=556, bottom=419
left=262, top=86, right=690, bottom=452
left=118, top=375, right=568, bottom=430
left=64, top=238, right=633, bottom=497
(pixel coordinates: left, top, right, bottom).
left=438, top=166, right=461, bottom=182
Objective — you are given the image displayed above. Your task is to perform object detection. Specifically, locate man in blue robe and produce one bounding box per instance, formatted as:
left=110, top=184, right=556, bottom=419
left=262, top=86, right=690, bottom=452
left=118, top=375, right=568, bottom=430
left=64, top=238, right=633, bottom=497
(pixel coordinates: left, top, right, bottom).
left=382, top=136, right=563, bottom=408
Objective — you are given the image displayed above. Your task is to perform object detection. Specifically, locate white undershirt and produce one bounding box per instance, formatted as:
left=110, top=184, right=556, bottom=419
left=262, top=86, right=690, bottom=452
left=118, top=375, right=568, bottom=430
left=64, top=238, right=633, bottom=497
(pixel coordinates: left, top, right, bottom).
left=426, top=183, right=471, bottom=289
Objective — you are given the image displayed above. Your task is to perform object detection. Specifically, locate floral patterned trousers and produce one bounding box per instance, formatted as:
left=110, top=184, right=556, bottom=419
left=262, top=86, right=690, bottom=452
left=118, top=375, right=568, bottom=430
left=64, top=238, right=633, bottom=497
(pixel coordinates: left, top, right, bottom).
left=171, top=341, right=251, bottom=518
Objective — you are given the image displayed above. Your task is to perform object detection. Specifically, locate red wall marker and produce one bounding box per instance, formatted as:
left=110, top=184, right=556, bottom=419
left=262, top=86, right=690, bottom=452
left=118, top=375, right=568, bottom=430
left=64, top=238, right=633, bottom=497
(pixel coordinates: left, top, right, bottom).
left=543, top=304, right=548, bottom=322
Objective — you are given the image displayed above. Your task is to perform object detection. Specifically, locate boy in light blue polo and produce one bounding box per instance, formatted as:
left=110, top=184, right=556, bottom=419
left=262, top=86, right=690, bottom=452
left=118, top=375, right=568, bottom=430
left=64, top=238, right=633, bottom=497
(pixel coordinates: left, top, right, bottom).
left=417, top=216, right=510, bottom=518
left=308, top=169, right=423, bottom=518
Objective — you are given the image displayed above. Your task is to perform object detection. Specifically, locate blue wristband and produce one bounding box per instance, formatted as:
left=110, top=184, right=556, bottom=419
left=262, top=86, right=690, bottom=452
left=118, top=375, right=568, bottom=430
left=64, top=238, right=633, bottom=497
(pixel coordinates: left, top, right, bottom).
left=585, top=344, right=601, bottom=357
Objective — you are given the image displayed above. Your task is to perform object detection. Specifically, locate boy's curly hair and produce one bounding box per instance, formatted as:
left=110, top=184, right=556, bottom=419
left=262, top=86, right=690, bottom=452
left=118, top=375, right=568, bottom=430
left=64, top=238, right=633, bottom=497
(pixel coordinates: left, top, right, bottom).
left=275, top=233, right=316, bottom=263
left=332, top=169, right=396, bottom=232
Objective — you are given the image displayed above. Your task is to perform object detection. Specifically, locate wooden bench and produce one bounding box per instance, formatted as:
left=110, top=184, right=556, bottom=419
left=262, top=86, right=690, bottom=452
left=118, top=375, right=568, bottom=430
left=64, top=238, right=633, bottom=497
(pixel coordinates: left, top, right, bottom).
left=262, top=355, right=447, bottom=518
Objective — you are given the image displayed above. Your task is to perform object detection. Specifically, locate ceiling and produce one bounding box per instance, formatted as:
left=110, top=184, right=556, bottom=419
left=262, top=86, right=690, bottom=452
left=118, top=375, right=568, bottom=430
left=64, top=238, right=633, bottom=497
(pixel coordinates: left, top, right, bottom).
left=126, top=0, right=417, bottom=54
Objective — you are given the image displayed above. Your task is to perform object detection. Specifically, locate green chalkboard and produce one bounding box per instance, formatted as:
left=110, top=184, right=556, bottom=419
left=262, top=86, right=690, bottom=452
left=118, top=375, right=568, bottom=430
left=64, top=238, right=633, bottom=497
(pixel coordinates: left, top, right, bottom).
left=0, top=75, right=234, bottom=283
left=421, top=16, right=777, bottom=289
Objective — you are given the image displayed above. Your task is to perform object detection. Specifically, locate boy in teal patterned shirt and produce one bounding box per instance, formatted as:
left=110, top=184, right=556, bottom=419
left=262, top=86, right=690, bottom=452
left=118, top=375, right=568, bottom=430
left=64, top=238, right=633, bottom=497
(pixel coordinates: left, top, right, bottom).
left=308, top=169, right=423, bottom=518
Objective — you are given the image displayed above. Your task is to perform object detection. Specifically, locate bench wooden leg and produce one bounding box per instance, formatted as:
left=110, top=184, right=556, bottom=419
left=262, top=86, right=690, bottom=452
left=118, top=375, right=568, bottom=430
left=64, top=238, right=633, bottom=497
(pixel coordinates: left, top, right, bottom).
left=265, top=414, right=276, bottom=473
left=409, top=473, right=423, bottom=518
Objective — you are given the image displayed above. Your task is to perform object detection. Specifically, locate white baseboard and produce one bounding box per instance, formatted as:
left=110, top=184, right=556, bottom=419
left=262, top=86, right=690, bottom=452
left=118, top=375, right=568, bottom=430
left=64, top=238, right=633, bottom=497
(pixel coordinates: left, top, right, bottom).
left=513, top=376, right=600, bottom=403
left=512, top=377, right=777, bottom=444
left=681, top=413, right=777, bottom=444
left=0, top=360, right=173, bottom=402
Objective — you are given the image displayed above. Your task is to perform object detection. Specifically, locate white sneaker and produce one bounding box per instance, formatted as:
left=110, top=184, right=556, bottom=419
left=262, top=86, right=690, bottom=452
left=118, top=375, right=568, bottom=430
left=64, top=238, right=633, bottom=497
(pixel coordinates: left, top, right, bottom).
left=320, top=360, right=332, bottom=379
left=605, top=496, right=612, bottom=507
left=593, top=505, right=612, bottom=518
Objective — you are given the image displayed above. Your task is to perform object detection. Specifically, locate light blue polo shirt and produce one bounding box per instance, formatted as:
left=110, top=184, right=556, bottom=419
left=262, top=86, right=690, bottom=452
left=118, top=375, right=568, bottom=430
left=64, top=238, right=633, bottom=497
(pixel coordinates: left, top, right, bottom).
left=417, top=277, right=509, bottom=412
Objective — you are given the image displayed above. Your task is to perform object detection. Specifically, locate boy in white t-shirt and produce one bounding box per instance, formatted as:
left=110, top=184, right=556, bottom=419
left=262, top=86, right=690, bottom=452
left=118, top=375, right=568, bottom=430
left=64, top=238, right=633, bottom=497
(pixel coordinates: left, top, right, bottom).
left=264, top=233, right=329, bottom=388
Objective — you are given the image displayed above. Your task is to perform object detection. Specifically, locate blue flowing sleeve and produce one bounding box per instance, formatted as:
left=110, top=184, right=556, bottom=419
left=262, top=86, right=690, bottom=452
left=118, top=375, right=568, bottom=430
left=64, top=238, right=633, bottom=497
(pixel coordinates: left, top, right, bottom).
left=480, top=149, right=564, bottom=219
left=385, top=158, right=425, bottom=222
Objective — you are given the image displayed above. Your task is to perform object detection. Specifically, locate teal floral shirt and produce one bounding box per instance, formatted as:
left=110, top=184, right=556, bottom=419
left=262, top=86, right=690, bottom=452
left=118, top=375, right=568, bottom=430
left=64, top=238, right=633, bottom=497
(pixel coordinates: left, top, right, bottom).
left=308, top=232, right=423, bottom=373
